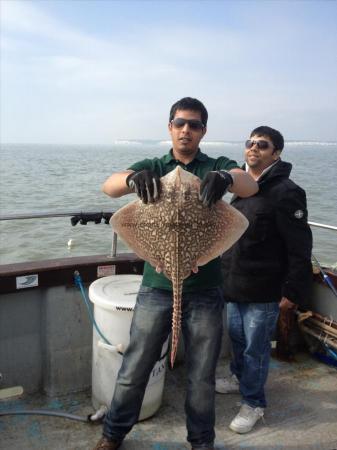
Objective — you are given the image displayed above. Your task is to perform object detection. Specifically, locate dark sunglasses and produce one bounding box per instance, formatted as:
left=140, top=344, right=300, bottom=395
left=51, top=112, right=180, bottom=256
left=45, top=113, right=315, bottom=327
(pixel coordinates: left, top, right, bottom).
left=171, top=118, right=205, bottom=131
left=245, top=139, right=273, bottom=150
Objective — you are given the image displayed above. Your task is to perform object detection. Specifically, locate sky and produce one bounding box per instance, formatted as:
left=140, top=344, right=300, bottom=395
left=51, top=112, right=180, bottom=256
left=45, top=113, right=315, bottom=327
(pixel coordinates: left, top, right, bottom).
left=1, top=0, right=336, bottom=144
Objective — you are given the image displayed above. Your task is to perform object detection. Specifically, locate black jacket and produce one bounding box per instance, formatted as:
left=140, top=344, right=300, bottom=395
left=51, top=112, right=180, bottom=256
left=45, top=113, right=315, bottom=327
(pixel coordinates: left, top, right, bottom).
left=222, top=160, right=313, bottom=306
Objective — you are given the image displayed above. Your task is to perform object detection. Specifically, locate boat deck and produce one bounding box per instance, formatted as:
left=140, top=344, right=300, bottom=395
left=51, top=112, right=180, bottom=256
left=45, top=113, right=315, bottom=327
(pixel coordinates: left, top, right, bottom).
left=1, top=353, right=337, bottom=450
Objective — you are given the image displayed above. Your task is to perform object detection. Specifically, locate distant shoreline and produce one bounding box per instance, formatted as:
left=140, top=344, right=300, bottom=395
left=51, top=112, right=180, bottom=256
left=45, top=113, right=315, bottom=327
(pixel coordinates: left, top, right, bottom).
left=1, top=140, right=337, bottom=147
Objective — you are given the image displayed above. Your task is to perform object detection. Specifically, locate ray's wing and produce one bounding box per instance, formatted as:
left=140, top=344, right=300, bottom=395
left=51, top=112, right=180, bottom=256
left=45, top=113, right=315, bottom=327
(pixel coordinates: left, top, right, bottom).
left=110, top=200, right=165, bottom=267
left=196, top=201, right=248, bottom=266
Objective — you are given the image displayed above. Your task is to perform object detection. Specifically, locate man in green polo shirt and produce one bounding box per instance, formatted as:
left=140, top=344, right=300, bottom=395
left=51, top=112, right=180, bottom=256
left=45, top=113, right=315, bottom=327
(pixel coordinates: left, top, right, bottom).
left=93, top=97, right=258, bottom=450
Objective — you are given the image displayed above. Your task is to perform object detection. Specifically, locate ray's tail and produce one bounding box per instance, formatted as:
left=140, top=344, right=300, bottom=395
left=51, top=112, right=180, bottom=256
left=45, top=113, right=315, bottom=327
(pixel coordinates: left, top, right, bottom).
left=170, top=277, right=183, bottom=368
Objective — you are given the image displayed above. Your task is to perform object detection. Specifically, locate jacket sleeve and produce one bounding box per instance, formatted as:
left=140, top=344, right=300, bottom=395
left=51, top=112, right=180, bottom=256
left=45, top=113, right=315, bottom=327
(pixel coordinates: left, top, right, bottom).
left=276, top=186, right=313, bottom=307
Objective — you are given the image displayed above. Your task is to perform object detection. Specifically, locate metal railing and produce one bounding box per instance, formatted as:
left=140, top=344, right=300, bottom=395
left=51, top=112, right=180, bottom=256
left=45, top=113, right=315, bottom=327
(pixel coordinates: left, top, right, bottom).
left=1, top=211, right=337, bottom=229
left=0, top=210, right=114, bottom=221
left=0, top=210, right=118, bottom=256
left=0, top=210, right=336, bottom=258
left=307, top=221, right=337, bottom=231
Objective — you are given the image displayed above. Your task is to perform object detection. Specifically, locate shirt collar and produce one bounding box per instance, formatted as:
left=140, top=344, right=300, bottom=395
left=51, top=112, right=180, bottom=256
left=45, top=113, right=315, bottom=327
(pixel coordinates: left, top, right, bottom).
left=163, top=148, right=208, bottom=164
left=245, top=158, right=280, bottom=180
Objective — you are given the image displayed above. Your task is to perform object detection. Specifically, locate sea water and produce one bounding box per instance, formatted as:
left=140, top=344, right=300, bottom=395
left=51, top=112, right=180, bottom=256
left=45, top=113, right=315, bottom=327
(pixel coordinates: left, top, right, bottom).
left=0, top=141, right=336, bottom=265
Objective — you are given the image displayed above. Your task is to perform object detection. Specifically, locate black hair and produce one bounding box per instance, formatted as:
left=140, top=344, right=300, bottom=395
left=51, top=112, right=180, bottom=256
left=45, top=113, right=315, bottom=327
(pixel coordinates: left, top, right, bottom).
left=250, top=126, right=284, bottom=151
left=169, top=97, right=208, bottom=126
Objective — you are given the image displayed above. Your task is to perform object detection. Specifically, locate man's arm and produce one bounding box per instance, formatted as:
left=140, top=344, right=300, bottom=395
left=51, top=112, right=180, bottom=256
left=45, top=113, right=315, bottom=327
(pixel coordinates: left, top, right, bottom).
left=102, top=166, right=161, bottom=204
left=102, top=170, right=134, bottom=198
left=229, top=168, right=258, bottom=197
left=276, top=187, right=313, bottom=306
left=199, top=167, right=258, bottom=207
left=276, top=188, right=312, bottom=358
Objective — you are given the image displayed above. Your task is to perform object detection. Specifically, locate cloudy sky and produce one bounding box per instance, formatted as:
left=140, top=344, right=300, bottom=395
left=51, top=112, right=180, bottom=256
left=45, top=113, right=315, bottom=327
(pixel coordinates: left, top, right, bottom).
left=1, top=0, right=336, bottom=144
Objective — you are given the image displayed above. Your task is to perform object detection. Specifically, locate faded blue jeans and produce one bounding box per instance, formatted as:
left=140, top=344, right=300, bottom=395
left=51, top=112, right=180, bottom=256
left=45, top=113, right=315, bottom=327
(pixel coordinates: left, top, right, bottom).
left=103, top=285, right=224, bottom=448
left=227, top=301, right=280, bottom=408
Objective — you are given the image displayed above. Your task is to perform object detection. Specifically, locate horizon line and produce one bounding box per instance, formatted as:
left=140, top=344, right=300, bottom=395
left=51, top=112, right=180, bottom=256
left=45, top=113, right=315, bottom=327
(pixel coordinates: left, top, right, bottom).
left=1, top=139, right=337, bottom=146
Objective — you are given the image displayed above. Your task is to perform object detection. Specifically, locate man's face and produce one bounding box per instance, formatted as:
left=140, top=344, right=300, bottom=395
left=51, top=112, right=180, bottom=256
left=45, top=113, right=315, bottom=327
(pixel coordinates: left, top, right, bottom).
left=168, top=109, right=206, bottom=158
left=245, top=134, right=280, bottom=172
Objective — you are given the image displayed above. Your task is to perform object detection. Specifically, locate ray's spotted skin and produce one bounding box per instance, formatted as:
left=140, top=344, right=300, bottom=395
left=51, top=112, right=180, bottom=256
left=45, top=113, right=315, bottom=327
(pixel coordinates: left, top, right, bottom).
left=111, top=167, right=248, bottom=367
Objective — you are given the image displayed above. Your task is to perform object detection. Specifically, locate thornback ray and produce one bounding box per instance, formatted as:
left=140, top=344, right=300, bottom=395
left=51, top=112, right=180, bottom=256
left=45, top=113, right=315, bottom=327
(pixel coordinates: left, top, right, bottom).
left=111, top=166, right=248, bottom=367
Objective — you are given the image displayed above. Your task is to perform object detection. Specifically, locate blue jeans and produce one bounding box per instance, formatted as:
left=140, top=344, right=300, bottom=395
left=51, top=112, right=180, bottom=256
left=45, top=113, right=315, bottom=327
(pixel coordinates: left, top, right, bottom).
left=227, top=301, right=279, bottom=408
left=103, top=285, right=224, bottom=448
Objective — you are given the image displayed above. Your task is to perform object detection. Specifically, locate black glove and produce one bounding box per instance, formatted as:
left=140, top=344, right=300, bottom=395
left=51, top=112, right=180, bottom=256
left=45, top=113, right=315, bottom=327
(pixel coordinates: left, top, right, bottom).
left=126, top=170, right=161, bottom=204
left=199, top=171, right=234, bottom=207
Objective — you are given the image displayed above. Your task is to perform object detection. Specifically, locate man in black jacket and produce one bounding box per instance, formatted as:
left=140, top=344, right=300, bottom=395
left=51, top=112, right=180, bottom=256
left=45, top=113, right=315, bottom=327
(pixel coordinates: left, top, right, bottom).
left=216, top=126, right=312, bottom=434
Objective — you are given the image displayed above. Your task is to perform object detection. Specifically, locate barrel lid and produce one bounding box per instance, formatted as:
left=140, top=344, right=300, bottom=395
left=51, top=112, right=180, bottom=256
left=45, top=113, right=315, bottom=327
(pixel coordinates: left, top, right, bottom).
left=89, top=275, right=142, bottom=310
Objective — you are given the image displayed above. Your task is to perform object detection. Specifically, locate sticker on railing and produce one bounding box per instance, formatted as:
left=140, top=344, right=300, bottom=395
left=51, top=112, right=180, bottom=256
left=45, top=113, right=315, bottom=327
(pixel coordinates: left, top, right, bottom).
left=97, top=265, right=116, bottom=277
left=16, top=274, right=39, bottom=289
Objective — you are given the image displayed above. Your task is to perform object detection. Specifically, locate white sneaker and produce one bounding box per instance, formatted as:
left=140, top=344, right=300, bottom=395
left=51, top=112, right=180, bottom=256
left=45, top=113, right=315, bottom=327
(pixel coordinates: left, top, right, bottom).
left=215, top=374, right=239, bottom=394
left=229, top=404, right=264, bottom=434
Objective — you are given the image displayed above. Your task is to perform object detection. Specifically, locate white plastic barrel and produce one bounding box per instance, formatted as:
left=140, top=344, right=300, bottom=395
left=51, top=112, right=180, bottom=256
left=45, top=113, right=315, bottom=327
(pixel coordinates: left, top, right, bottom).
left=89, top=274, right=168, bottom=421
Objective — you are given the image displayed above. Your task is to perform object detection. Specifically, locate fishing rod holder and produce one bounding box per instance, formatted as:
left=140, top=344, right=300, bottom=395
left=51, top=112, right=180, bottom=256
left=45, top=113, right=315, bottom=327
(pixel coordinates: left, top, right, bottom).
left=70, top=212, right=113, bottom=226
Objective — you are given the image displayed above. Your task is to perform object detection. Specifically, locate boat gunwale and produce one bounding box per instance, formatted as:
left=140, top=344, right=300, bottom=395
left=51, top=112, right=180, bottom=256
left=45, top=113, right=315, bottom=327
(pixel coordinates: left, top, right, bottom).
left=0, top=252, right=336, bottom=295
left=0, top=253, right=144, bottom=295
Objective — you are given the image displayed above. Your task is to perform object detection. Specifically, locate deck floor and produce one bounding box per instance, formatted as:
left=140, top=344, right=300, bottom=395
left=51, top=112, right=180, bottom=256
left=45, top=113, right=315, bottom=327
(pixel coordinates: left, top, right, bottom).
left=1, top=353, right=337, bottom=450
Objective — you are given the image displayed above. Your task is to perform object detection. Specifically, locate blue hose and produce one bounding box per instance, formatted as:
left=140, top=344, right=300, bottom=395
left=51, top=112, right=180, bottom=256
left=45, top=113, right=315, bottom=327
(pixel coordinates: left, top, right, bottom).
left=73, top=271, right=112, bottom=346
left=0, top=409, right=89, bottom=422
left=325, top=344, right=337, bottom=360
left=313, top=351, right=337, bottom=368
left=312, top=254, right=337, bottom=298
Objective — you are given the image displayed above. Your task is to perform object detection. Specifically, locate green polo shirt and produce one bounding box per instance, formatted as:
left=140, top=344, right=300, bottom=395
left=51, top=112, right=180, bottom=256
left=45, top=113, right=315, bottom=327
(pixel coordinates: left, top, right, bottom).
left=127, top=149, right=239, bottom=292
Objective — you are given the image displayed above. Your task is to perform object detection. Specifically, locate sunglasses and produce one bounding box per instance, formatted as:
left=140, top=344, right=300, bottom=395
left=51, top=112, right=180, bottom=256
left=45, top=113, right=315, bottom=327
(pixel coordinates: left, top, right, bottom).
left=245, top=139, right=273, bottom=150
left=171, top=118, right=205, bottom=131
